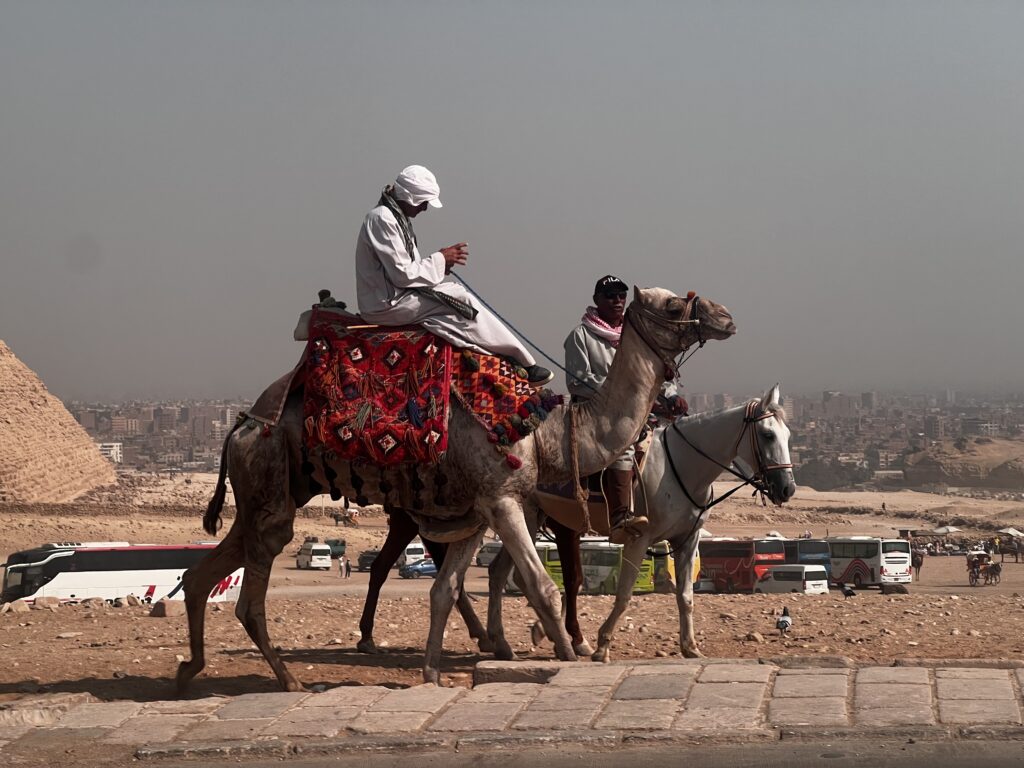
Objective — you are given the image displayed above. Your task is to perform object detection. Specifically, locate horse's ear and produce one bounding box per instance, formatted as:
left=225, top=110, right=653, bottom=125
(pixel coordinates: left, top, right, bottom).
left=761, top=383, right=780, bottom=410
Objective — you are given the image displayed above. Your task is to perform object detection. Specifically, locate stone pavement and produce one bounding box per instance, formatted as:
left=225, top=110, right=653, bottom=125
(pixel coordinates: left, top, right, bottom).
left=2, top=659, right=1023, bottom=763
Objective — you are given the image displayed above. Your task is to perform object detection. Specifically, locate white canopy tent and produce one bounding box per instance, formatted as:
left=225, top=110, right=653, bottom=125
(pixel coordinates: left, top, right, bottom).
left=932, top=526, right=962, bottom=535
left=997, top=527, right=1024, bottom=538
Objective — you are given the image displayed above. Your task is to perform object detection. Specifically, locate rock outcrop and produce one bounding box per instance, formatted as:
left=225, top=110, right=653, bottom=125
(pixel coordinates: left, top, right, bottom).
left=0, top=340, right=115, bottom=503
left=903, top=438, right=1024, bottom=489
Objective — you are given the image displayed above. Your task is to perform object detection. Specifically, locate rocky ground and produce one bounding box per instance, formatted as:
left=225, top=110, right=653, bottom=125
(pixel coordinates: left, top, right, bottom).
left=1, top=472, right=1023, bottom=703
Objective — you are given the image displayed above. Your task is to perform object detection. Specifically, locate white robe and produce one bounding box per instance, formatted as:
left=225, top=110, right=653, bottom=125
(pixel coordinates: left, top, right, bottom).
left=355, top=205, right=536, bottom=366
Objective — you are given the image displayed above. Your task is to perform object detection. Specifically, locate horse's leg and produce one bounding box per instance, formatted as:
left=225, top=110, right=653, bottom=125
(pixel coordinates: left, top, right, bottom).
left=551, top=520, right=591, bottom=656
left=423, top=536, right=493, bottom=653
left=422, top=534, right=481, bottom=684
left=357, top=508, right=417, bottom=653
left=486, top=497, right=576, bottom=662
left=592, top=536, right=646, bottom=663
left=176, top=527, right=245, bottom=695
left=673, top=537, right=703, bottom=658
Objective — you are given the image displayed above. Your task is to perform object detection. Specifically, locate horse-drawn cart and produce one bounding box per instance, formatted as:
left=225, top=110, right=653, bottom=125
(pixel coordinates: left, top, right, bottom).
left=967, top=551, right=1001, bottom=586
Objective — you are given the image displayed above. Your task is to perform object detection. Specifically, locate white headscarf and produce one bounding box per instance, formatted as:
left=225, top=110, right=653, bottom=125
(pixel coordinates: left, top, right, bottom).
left=393, top=165, right=443, bottom=209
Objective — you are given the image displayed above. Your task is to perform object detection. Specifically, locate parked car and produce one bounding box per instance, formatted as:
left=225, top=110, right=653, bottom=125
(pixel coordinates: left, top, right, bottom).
left=357, top=549, right=381, bottom=572
left=476, top=540, right=503, bottom=567
left=399, top=558, right=438, bottom=579
left=296, top=542, right=332, bottom=570
left=324, top=538, right=347, bottom=559
left=753, top=564, right=829, bottom=595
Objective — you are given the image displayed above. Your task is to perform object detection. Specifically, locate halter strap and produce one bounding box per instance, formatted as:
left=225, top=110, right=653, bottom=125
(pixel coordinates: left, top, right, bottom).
left=624, top=295, right=701, bottom=382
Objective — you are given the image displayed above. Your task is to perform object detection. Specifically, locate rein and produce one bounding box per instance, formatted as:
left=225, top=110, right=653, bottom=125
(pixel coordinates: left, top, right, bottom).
left=624, top=295, right=703, bottom=382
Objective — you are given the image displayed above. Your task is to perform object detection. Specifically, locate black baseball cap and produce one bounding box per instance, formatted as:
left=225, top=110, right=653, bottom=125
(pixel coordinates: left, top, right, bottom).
left=594, top=275, right=629, bottom=296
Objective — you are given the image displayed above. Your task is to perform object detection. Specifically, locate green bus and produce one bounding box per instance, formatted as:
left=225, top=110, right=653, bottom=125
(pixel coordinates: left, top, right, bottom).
left=507, top=538, right=665, bottom=595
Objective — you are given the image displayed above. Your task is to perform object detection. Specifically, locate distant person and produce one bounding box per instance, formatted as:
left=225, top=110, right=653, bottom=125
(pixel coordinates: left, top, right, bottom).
left=881, top=502, right=887, bottom=513
left=1015, top=538, right=1023, bottom=564
left=911, top=549, right=924, bottom=581
left=345, top=557, right=352, bottom=578
left=338, top=556, right=345, bottom=578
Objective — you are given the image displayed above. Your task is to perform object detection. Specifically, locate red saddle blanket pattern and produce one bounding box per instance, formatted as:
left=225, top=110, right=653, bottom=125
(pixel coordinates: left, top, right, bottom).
left=301, top=308, right=563, bottom=466
left=302, top=310, right=452, bottom=465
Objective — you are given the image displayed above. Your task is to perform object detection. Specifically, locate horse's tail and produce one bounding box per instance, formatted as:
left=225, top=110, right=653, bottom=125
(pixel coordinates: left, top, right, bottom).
left=204, top=416, right=246, bottom=535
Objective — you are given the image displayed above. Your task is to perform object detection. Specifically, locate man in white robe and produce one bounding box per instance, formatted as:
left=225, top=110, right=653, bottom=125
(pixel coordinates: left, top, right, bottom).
left=355, top=165, right=553, bottom=385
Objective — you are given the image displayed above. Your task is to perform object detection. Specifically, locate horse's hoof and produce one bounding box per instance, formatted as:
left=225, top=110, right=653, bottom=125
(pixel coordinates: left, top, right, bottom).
left=591, top=649, right=609, bottom=664
left=356, top=638, right=377, bottom=654
left=681, top=646, right=704, bottom=659
left=574, top=641, right=595, bottom=657
left=283, top=679, right=306, bottom=693
left=530, top=622, right=546, bottom=647
left=475, top=636, right=496, bottom=654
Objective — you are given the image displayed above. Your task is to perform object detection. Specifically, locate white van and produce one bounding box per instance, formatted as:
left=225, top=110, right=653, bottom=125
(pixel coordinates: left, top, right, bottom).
left=754, top=564, right=829, bottom=595
left=296, top=542, right=332, bottom=570
left=398, top=539, right=427, bottom=569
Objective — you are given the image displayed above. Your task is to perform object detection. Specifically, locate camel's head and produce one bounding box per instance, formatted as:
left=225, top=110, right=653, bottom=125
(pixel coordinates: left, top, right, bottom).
left=627, top=286, right=737, bottom=359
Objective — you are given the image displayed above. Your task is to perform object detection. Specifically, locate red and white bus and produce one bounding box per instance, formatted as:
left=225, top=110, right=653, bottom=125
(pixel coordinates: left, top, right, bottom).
left=697, top=537, right=787, bottom=593
left=827, top=536, right=912, bottom=588
left=1, top=542, right=243, bottom=604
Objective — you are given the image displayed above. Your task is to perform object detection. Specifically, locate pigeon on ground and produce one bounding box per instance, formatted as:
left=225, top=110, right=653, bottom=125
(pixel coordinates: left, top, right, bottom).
left=840, top=584, right=856, bottom=599
left=775, top=606, right=793, bottom=636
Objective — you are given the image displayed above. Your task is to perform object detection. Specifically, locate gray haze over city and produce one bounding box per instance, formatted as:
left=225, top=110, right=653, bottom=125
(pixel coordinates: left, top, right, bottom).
left=2, top=1, right=1023, bottom=402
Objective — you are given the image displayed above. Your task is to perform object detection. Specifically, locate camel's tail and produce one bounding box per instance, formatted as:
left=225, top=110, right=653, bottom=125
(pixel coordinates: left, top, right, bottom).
left=204, top=416, right=246, bottom=535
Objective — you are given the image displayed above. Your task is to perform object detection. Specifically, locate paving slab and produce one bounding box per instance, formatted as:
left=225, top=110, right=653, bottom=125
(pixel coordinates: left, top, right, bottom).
left=213, top=692, right=308, bottom=719
left=938, top=699, right=1022, bottom=725
left=304, top=686, right=390, bottom=707
left=53, top=701, right=143, bottom=728
left=593, top=698, right=679, bottom=730
left=768, top=697, right=848, bottom=727
left=936, top=668, right=1016, bottom=680
left=855, top=682, right=933, bottom=707
left=346, top=711, right=432, bottom=734
left=455, top=731, right=619, bottom=749
left=773, top=673, right=848, bottom=698
left=523, top=685, right=610, bottom=711
left=141, top=697, right=227, bottom=715
left=512, top=706, right=600, bottom=730
left=673, top=706, right=763, bottom=731
left=4, top=726, right=110, bottom=753
left=369, top=685, right=464, bottom=713
left=936, top=676, right=1014, bottom=701
left=428, top=701, right=525, bottom=732
left=853, top=706, right=936, bottom=727
left=625, top=664, right=700, bottom=676
left=100, top=714, right=204, bottom=744
left=685, top=682, right=767, bottom=709
left=698, top=664, right=775, bottom=683
left=461, top=682, right=543, bottom=703
left=177, top=717, right=275, bottom=741
left=776, top=666, right=851, bottom=675
left=1017, top=669, right=1024, bottom=691
left=613, top=672, right=695, bottom=700
left=857, top=666, right=930, bottom=685
left=548, top=665, right=629, bottom=687
left=263, top=706, right=361, bottom=737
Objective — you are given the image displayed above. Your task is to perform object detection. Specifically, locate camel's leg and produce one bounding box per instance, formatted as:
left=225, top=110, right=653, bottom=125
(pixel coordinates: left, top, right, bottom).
left=673, top=537, right=703, bottom=658
left=176, top=529, right=246, bottom=695
left=486, top=500, right=542, bottom=660
left=550, top=520, right=592, bottom=656
left=422, top=534, right=481, bottom=684
left=592, top=536, right=647, bottom=663
left=358, top=509, right=418, bottom=653
left=486, top=497, right=576, bottom=662
left=233, top=554, right=302, bottom=691
left=422, top=537, right=494, bottom=653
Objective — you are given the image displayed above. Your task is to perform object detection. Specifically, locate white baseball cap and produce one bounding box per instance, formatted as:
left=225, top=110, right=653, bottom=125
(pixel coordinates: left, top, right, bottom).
left=393, top=165, right=443, bottom=209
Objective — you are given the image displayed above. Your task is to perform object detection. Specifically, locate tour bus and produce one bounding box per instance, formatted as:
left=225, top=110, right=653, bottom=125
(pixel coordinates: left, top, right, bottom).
left=697, top=537, right=786, bottom=593
left=1, top=542, right=244, bottom=604
left=783, top=539, right=833, bottom=579
left=827, top=536, right=912, bottom=588
left=507, top=538, right=660, bottom=595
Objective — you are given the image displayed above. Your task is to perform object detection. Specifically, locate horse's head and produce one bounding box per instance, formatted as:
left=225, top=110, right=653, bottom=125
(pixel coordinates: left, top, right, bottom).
left=744, top=384, right=797, bottom=505
left=626, top=287, right=737, bottom=370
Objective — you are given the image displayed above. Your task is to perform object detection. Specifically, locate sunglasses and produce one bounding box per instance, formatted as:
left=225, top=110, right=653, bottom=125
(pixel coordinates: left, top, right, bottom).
left=600, top=291, right=628, bottom=301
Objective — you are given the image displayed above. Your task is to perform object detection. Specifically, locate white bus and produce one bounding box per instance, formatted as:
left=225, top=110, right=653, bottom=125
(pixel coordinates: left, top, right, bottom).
left=827, top=536, right=911, bottom=588
left=1, top=542, right=243, bottom=604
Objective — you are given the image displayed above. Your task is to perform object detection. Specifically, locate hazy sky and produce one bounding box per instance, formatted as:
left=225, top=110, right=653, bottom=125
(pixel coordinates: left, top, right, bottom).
left=2, top=1, right=1023, bottom=402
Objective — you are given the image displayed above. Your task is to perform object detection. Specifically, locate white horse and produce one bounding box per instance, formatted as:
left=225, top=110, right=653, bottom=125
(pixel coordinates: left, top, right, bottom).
left=486, top=384, right=796, bottom=662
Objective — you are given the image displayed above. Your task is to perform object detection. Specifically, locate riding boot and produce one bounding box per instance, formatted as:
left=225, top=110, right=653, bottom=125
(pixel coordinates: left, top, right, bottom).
left=604, top=468, right=647, bottom=545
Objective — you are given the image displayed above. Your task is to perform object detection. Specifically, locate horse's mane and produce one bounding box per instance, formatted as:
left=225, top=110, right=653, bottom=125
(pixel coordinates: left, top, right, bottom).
left=668, top=397, right=786, bottom=430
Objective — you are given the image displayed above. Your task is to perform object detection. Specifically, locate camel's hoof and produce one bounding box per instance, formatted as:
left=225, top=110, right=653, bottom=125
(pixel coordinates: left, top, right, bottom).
left=422, top=668, right=440, bottom=686
left=493, top=641, right=518, bottom=661
left=356, top=638, right=377, bottom=654
left=574, top=641, right=595, bottom=657
left=530, top=622, right=546, bottom=647
left=475, top=636, right=496, bottom=654
left=681, top=646, right=704, bottom=659
left=591, top=649, right=610, bottom=664
left=283, top=679, right=306, bottom=693
left=175, top=661, right=201, bottom=697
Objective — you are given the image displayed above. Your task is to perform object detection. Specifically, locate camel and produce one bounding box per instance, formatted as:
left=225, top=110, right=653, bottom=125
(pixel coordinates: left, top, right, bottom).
left=486, top=385, right=796, bottom=662
left=176, top=286, right=736, bottom=692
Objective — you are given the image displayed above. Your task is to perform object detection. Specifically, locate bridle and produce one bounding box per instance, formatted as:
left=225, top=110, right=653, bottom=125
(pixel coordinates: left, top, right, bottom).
left=662, top=399, right=793, bottom=513
left=624, top=293, right=703, bottom=382
left=653, top=399, right=793, bottom=558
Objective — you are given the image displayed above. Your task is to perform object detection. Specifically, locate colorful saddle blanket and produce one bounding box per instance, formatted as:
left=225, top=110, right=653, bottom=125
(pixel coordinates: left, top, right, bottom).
left=302, top=308, right=562, bottom=466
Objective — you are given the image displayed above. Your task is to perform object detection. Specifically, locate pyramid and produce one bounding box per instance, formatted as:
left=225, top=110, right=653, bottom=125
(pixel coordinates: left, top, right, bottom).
left=0, top=340, right=116, bottom=503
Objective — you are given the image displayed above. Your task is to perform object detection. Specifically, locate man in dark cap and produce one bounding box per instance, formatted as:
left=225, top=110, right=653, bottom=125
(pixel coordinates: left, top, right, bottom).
left=564, top=276, right=688, bottom=543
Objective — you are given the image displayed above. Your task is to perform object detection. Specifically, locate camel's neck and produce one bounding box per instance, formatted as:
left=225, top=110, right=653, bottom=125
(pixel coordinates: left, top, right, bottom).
left=534, top=318, right=665, bottom=480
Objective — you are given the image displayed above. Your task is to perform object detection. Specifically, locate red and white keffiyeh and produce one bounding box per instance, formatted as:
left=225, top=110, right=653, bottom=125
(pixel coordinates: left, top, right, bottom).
left=581, top=307, right=623, bottom=348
